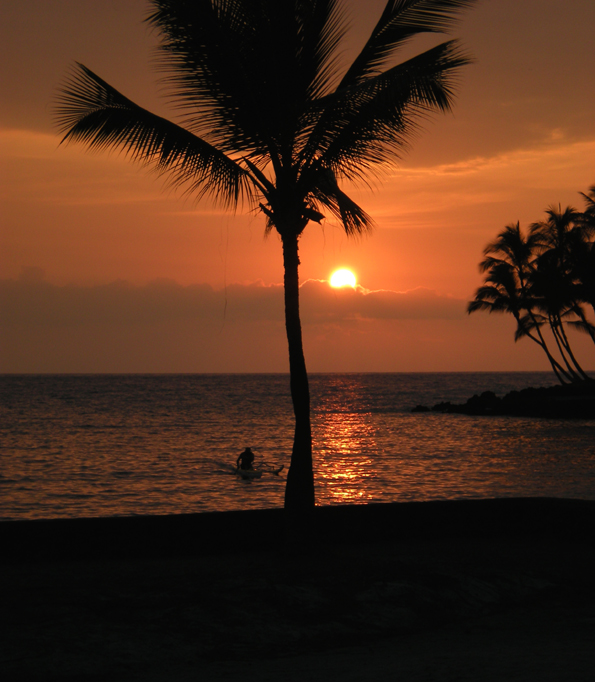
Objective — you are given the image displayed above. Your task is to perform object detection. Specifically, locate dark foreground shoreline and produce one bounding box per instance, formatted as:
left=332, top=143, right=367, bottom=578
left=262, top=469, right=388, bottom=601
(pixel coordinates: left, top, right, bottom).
left=2, top=498, right=595, bottom=681
left=2, top=497, right=595, bottom=563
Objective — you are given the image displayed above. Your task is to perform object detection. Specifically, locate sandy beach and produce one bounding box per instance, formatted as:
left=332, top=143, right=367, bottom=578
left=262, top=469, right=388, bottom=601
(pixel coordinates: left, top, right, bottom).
left=2, top=498, right=595, bottom=681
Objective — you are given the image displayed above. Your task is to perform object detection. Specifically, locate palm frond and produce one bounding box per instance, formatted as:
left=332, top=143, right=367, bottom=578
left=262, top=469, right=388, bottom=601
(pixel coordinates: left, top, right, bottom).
left=529, top=204, right=582, bottom=251
left=339, top=0, right=476, bottom=87
left=567, top=318, right=595, bottom=336
left=514, top=313, right=545, bottom=342
left=293, top=0, right=347, bottom=100
left=478, top=255, right=509, bottom=273
left=467, top=284, right=514, bottom=315
left=305, top=39, right=471, bottom=179
left=467, top=296, right=521, bottom=317
left=147, top=0, right=347, bottom=164
left=54, top=63, right=251, bottom=207
left=308, top=167, right=374, bottom=236
left=147, top=1, right=276, bottom=157
left=483, top=221, right=540, bottom=261
left=579, top=184, right=595, bottom=221
left=467, top=298, right=503, bottom=314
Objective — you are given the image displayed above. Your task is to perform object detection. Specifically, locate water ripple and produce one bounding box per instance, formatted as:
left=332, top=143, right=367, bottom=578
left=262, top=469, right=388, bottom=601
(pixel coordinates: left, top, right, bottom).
left=1, top=372, right=593, bottom=520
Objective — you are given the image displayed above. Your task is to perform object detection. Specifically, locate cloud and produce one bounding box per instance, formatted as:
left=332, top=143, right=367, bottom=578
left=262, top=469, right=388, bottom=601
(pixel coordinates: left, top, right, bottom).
left=0, top=275, right=465, bottom=328
left=300, top=280, right=465, bottom=322
left=3, top=273, right=592, bottom=374
left=397, top=137, right=595, bottom=181
left=354, top=137, right=595, bottom=228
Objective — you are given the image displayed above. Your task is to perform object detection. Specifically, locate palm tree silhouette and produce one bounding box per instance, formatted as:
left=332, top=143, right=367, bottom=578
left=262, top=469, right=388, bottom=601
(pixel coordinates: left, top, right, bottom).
left=469, top=193, right=595, bottom=385
left=580, top=185, right=595, bottom=224
left=576, top=186, right=595, bottom=318
left=468, top=222, right=572, bottom=383
left=55, top=0, right=476, bottom=511
left=530, top=205, right=593, bottom=379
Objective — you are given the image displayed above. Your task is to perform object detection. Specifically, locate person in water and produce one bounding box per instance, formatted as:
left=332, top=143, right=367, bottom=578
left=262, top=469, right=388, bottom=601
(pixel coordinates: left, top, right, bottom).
left=236, top=447, right=255, bottom=470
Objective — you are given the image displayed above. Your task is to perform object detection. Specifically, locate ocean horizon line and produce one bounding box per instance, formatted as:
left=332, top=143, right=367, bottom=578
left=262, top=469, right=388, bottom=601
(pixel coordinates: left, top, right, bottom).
left=1, top=370, right=579, bottom=377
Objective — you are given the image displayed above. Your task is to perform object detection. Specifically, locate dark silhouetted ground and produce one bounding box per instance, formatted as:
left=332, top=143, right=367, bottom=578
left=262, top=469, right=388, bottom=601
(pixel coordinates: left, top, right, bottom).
left=2, top=499, right=595, bottom=681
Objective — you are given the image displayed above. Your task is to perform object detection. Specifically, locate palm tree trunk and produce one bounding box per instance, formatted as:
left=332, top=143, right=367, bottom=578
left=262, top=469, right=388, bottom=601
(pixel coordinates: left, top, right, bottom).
left=549, top=314, right=581, bottom=382
left=556, top=315, right=590, bottom=381
left=281, top=232, right=315, bottom=511
left=515, top=310, right=571, bottom=384
left=518, top=281, right=572, bottom=383
left=536, top=341, right=570, bottom=384
left=526, top=315, right=572, bottom=383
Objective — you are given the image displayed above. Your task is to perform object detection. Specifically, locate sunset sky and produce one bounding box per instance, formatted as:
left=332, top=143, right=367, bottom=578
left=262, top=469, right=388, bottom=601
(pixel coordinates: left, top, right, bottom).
left=1, top=0, right=594, bottom=373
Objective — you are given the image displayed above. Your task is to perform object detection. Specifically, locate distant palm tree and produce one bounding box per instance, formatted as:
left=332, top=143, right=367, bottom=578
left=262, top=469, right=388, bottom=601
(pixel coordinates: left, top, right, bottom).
left=530, top=205, right=593, bottom=379
left=580, top=185, right=595, bottom=222
left=575, top=186, right=595, bottom=318
left=55, top=0, right=476, bottom=511
left=470, top=193, right=595, bottom=385
left=468, top=222, right=571, bottom=383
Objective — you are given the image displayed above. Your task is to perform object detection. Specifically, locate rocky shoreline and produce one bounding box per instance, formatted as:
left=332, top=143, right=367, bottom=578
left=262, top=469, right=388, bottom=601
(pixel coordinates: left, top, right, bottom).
left=412, top=380, right=595, bottom=418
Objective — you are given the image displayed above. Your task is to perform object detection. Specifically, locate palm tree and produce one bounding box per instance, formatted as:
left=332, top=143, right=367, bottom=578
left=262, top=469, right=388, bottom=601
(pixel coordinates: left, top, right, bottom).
left=580, top=185, right=595, bottom=223
left=470, top=197, right=595, bottom=385
left=530, top=205, right=593, bottom=379
left=576, top=186, right=595, bottom=318
left=55, top=0, right=476, bottom=512
left=468, top=223, right=572, bottom=383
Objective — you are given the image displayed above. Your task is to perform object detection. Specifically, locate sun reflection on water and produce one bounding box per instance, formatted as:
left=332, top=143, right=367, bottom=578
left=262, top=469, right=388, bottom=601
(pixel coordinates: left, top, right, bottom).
left=3, top=373, right=595, bottom=520
left=313, top=411, right=377, bottom=504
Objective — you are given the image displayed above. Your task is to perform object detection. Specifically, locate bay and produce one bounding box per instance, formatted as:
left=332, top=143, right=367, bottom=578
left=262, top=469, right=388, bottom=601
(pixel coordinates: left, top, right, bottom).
left=1, top=373, right=594, bottom=520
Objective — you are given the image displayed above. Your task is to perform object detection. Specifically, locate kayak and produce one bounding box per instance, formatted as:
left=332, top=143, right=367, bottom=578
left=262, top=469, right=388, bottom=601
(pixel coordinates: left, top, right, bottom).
left=235, top=464, right=284, bottom=480
left=236, top=468, right=263, bottom=480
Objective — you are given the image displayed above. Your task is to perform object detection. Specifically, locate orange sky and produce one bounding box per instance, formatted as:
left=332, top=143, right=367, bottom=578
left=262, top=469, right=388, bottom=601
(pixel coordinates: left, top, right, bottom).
left=1, top=0, right=594, bottom=373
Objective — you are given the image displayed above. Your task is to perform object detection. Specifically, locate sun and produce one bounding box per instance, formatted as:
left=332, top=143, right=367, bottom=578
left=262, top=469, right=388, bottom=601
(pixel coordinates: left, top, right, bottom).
left=329, top=268, right=356, bottom=288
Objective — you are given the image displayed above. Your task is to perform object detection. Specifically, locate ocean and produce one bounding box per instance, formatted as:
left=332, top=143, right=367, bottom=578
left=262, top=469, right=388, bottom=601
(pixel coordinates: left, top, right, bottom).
left=1, top=372, right=594, bottom=521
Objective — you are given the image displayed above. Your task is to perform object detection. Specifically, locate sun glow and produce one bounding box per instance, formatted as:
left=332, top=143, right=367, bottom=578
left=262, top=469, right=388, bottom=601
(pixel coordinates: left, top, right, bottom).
left=329, top=268, right=356, bottom=288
